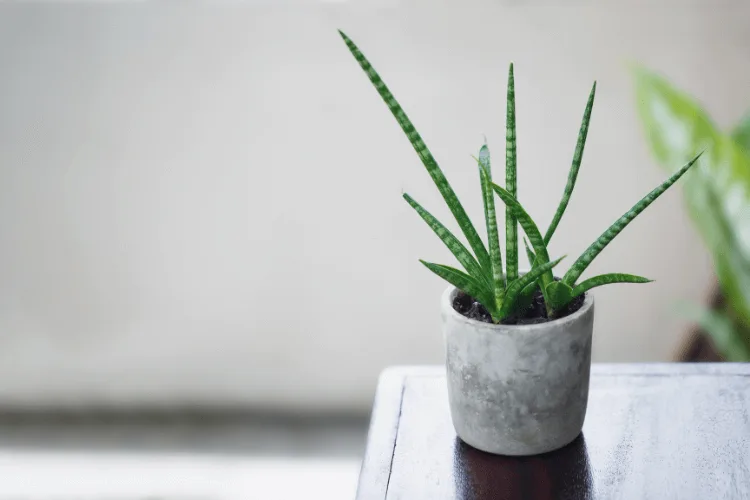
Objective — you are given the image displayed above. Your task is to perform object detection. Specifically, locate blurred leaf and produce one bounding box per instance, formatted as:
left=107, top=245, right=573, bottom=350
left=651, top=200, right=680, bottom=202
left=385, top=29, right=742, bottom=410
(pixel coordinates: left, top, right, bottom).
left=633, top=66, right=750, bottom=343
left=732, top=113, right=750, bottom=155
left=676, top=303, right=750, bottom=362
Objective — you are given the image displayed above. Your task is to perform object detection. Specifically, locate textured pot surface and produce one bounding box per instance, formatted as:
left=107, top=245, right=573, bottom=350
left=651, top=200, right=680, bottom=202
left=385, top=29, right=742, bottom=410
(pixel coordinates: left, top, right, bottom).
left=442, top=287, right=595, bottom=456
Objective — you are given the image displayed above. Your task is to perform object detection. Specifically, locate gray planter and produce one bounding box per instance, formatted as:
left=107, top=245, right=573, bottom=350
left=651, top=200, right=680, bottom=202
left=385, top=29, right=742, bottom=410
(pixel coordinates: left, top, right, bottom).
left=442, top=286, right=595, bottom=456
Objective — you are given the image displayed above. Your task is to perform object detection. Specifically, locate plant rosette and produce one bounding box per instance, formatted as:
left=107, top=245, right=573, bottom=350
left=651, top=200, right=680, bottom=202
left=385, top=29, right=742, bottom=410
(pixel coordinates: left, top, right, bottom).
left=339, top=30, right=701, bottom=455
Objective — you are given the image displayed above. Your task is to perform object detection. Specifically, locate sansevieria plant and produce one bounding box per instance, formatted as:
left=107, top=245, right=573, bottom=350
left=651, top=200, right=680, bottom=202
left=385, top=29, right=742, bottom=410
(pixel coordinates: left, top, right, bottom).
left=339, top=31, right=702, bottom=324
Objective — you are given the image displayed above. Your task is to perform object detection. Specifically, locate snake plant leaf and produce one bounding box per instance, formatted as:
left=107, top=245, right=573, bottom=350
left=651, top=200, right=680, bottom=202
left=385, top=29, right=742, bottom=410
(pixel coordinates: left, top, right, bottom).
left=633, top=65, right=750, bottom=342
left=523, top=238, right=536, bottom=268
left=403, top=193, right=489, bottom=288
left=420, top=260, right=495, bottom=316
left=491, top=183, right=553, bottom=289
left=676, top=303, right=750, bottom=362
left=732, top=112, right=750, bottom=155
left=339, top=31, right=491, bottom=273
left=563, top=152, right=702, bottom=285
left=511, top=282, right=538, bottom=316
left=505, top=63, right=519, bottom=283
left=500, top=256, right=565, bottom=318
left=513, top=238, right=539, bottom=315
left=478, top=145, right=505, bottom=308
left=544, top=281, right=574, bottom=312
left=544, top=82, right=596, bottom=245
left=571, top=273, right=652, bottom=296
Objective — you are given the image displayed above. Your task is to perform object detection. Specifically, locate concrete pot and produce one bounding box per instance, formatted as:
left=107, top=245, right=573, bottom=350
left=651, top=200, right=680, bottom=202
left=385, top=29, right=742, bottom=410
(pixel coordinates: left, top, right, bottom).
left=442, top=286, right=595, bottom=456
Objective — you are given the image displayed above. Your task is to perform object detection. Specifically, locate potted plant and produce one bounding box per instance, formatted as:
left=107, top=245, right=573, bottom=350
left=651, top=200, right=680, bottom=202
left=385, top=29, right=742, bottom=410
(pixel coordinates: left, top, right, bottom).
left=339, top=31, right=701, bottom=456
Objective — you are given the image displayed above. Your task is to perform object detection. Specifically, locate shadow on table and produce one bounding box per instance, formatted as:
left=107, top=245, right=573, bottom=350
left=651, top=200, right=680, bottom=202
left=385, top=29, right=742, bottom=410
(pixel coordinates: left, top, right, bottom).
left=453, top=434, right=594, bottom=500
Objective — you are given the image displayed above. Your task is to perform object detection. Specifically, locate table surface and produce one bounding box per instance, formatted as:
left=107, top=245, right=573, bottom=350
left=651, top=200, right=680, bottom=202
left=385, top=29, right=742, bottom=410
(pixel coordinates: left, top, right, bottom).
left=356, top=364, right=750, bottom=500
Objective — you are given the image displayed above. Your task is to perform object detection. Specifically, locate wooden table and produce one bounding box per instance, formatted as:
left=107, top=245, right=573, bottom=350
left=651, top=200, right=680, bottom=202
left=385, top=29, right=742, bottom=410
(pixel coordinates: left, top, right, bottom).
left=356, top=364, right=750, bottom=499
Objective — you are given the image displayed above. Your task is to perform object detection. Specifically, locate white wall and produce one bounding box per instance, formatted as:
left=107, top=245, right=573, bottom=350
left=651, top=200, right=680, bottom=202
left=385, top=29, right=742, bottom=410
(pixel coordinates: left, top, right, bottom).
left=0, top=2, right=746, bottom=412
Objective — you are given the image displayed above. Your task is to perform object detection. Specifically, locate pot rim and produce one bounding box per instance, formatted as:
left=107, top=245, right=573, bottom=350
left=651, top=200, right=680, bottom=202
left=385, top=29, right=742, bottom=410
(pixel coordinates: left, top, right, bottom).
left=442, top=285, right=594, bottom=332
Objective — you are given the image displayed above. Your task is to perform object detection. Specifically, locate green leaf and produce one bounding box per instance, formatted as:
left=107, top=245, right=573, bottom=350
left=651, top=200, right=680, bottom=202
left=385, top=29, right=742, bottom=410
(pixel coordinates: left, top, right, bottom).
left=523, top=238, right=536, bottom=268
left=676, top=303, right=750, bottom=362
left=571, top=273, right=652, bottom=296
left=403, top=193, right=489, bottom=288
left=420, top=260, right=495, bottom=317
left=702, top=182, right=750, bottom=316
left=339, top=31, right=491, bottom=274
left=544, top=281, right=574, bottom=312
left=478, top=145, right=504, bottom=309
left=491, top=183, right=553, bottom=289
left=515, top=241, right=539, bottom=316
left=563, top=152, right=702, bottom=285
left=633, top=65, right=750, bottom=343
left=511, top=282, right=538, bottom=316
left=505, top=63, right=519, bottom=283
left=501, top=256, right=565, bottom=318
left=544, top=82, right=596, bottom=245
left=731, top=112, right=750, bottom=156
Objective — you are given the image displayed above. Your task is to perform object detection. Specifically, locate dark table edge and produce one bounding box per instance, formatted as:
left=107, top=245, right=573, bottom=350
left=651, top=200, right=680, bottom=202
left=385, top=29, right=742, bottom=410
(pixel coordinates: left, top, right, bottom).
left=355, top=367, right=409, bottom=500
left=355, top=363, right=750, bottom=499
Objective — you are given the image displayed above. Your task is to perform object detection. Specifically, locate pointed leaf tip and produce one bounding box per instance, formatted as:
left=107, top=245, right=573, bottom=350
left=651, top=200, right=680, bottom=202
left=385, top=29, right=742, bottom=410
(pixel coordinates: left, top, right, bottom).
left=405, top=193, right=489, bottom=288
left=564, top=151, right=701, bottom=284
left=571, top=273, right=654, bottom=296
left=339, top=32, right=492, bottom=272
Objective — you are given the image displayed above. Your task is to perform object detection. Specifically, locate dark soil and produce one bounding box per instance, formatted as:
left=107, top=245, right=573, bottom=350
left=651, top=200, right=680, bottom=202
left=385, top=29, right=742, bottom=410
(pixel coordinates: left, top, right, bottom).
left=453, top=286, right=585, bottom=325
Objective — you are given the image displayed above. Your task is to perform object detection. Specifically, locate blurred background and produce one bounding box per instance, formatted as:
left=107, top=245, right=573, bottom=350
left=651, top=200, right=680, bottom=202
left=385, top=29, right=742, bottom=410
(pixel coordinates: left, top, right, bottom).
left=0, top=1, right=748, bottom=499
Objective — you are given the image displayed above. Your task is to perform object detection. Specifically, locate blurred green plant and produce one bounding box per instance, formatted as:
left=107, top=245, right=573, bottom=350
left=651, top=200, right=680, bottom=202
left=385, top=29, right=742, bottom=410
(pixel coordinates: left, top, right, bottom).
left=340, top=30, right=700, bottom=323
left=634, top=66, right=750, bottom=360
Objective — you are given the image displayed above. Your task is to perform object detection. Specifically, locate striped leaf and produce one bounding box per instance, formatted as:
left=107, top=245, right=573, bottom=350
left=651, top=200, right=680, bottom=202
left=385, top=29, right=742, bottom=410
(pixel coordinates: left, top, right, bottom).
left=477, top=146, right=504, bottom=308
left=563, top=152, right=703, bottom=285
left=420, top=260, right=495, bottom=316
left=491, top=183, right=553, bottom=291
left=505, top=63, right=519, bottom=282
left=403, top=193, right=489, bottom=287
left=524, top=238, right=536, bottom=268
left=571, top=273, right=652, bottom=296
left=514, top=240, right=539, bottom=315
left=545, top=281, right=574, bottom=312
left=544, top=82, right=596, bottom=245
left=339, top=31, right=491, bottom=273
left=510, top=281, right=538, bottom=316
left=501, top=256, right=565, bottom=318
